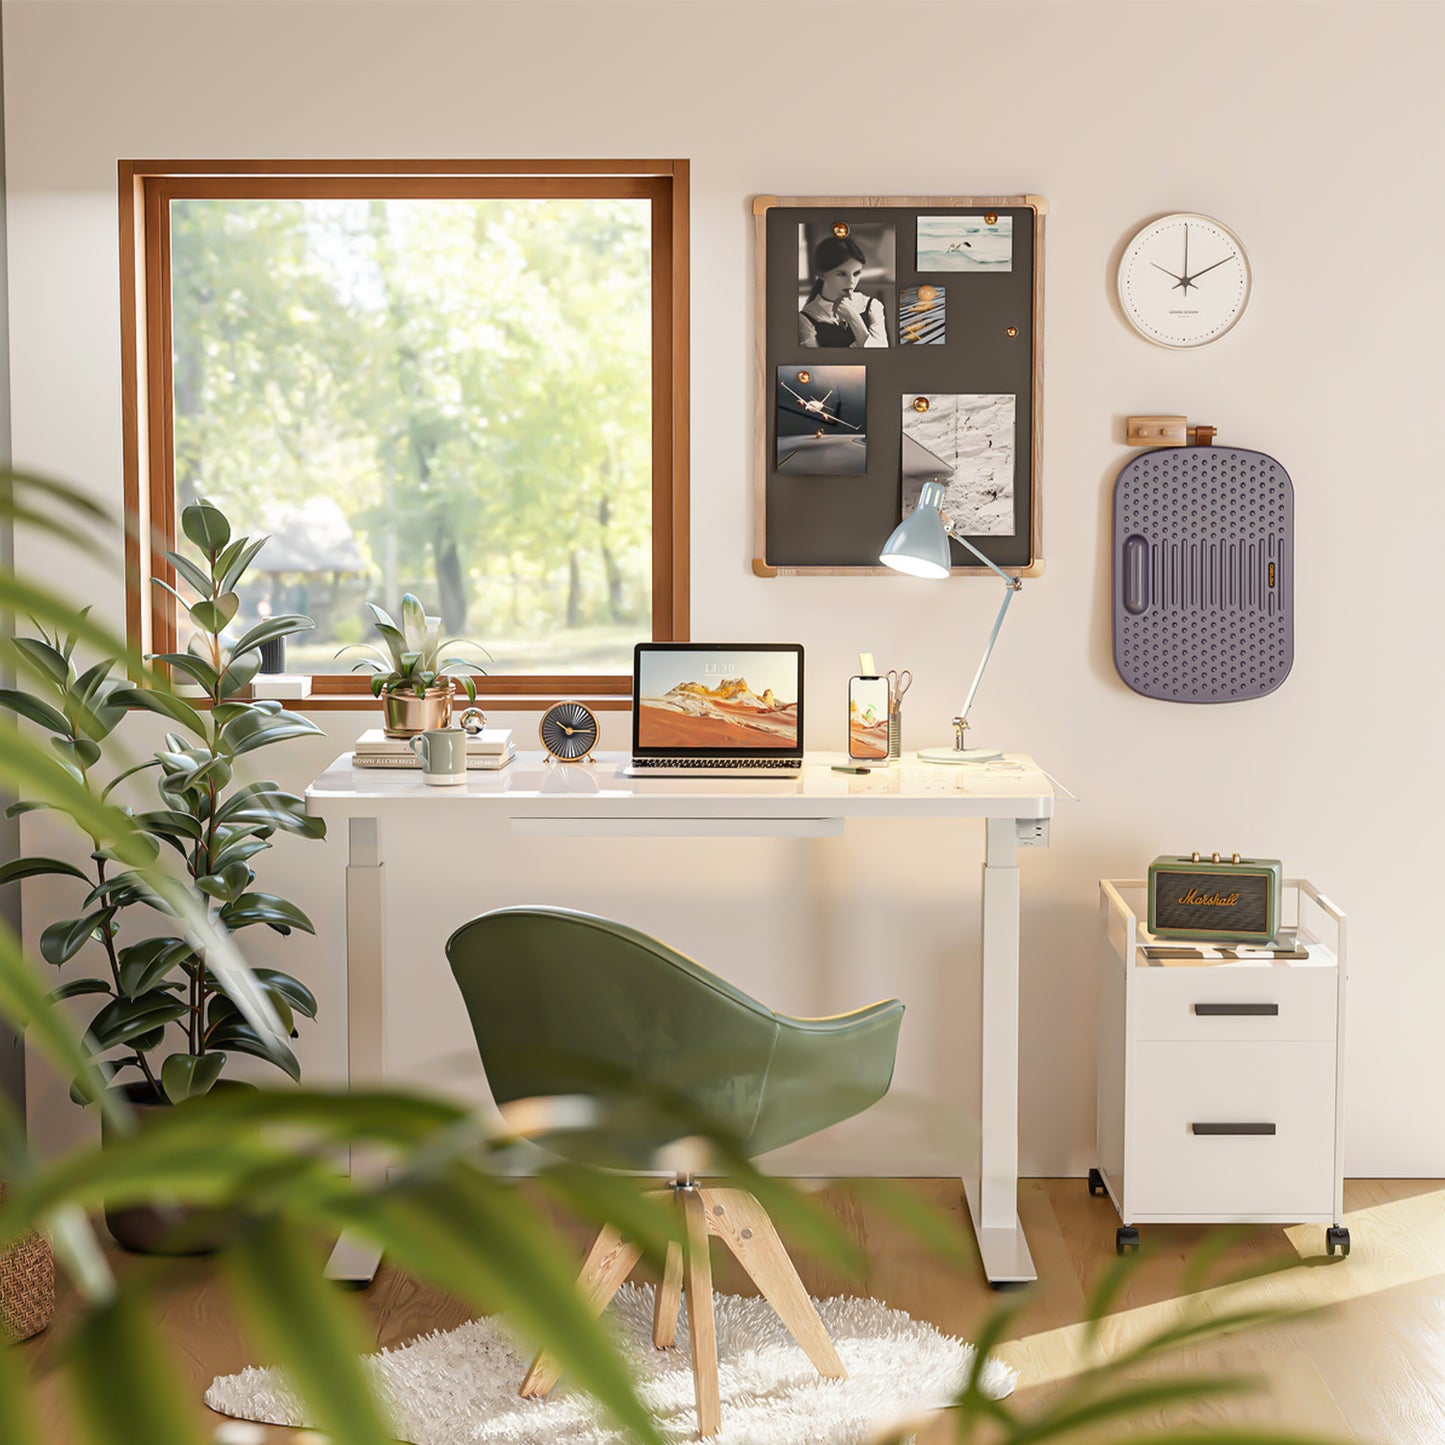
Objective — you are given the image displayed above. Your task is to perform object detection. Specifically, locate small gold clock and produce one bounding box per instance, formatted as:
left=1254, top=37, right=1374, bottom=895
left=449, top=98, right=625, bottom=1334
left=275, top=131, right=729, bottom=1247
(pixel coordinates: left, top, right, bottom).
left=538, top=699, right=599, bottom=764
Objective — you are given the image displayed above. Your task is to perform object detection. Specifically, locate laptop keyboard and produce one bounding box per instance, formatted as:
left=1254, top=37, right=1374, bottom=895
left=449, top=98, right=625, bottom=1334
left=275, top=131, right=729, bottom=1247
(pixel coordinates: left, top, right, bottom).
left=630, top=757, right=800, bottom=770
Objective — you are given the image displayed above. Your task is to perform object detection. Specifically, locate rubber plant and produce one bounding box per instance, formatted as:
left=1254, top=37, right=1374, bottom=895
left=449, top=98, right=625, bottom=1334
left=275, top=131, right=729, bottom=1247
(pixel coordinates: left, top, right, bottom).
left=1, top=498, right=326, bottom=1104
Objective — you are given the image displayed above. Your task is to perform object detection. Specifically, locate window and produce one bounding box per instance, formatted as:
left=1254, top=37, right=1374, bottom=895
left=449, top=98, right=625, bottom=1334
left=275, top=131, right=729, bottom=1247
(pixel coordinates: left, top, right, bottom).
left=120, top=161, right=689, bottom=704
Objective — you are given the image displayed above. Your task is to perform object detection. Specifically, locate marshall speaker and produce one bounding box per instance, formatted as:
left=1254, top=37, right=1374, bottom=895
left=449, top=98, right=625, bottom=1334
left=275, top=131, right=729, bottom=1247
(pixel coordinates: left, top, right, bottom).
left=1114, top=445, right=1293, bottom=702
left=1148, top=853, right=1283, bottom=945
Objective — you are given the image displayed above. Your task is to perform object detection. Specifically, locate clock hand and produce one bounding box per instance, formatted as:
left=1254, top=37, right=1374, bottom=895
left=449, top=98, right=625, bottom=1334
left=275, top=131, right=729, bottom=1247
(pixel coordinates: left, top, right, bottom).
left=1187, top=256, right=1234, bottom=281
left=1182, top=224, right=1191, bottom=293
left=1151, top=261, right=1185, bottom=282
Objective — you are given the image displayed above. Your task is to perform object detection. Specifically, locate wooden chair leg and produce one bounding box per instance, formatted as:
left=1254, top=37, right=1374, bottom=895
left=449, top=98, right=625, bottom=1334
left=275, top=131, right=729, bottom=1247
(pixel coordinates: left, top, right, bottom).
left=519, top=1222, right=644, bottom=1398
left=699, top=1187, right=846, bottom=1380
left=652, top=1239, right=684, bottom=1348
left=680, top=1188, right=721, bottom=1437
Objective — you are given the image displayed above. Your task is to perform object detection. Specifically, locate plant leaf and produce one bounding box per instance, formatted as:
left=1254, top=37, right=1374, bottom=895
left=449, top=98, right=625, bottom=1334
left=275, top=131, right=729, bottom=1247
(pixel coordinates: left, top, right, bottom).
left=160, top=550, right=214, bottom=598
left=84, top=992, right=189, bottom=1051
left=215, top=650, right=260, bottom=699
left=51, top=736, right=103, bottom=771
left=229, top=614, right=315, bottom=658
left=188, top=594, right=239, bottom=634
left=118, top=938, right=192, bottom=997
left=0, top=855, right=90, bottom=887
left=204, top=1020, right=300, bottom=1080
left=160, top=1051, right=227, bottom=1104
left=146, top=651, right=220, bottom=692
left=254, top=968, right=318, bottom=1019
left=223, top=1217, right=397, bottom=1445
left=46, top=978, right=115, bottom=1004
left=62, top=1292, right=213, bottom=1445
left=0, top=687, right=71, bottom=734
left=12, top=636, right=69, bottom=686
left=219, top=534, right=271, bottom=593
left=39, top=912, right=110, bottom=966
left=220, top=892, right=315, bottom=935
left=180, top=498, right=231, bottom=554
left=111, top=686, right=207, bottom=738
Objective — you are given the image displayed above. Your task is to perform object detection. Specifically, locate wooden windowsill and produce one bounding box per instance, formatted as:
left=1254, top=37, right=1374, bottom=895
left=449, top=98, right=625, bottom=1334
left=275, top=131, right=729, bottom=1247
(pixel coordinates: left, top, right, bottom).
left=170, top=692, right=633, bottom=714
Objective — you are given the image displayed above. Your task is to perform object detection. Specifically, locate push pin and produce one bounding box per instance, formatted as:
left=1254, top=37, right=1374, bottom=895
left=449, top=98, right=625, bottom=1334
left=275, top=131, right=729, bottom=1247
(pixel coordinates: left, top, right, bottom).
left=912, top=396, right=930, bottom=413
left=1006, top=326, right=1019, bottom=338
left=917, top=284, right=938, bottom=303
left=832, top=220, right=850, bottom=238
left=797, top=369, right=811, bottom=384
left=985, top=211, right=998, bottom=224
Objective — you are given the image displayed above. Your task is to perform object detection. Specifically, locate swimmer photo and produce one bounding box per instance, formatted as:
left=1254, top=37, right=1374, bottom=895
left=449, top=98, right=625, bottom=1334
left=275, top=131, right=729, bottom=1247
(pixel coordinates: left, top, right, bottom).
left=796, top=221, right=895, bottom=349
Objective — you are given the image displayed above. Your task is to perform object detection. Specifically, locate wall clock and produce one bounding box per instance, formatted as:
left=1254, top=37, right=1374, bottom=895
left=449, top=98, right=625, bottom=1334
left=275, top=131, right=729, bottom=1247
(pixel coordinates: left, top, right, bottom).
left=538, top=700, right=599, bottom=764
left=1117, top=213, right=1251, bottom=348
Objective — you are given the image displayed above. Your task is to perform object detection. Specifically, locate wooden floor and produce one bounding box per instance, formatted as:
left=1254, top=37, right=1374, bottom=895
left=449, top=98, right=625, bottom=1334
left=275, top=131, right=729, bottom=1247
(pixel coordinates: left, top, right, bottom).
left=18, top=1178, right=1445, bottom=1442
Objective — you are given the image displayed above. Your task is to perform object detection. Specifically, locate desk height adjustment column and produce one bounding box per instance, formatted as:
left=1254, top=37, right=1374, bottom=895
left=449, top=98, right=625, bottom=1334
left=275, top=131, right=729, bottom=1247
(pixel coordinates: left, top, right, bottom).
left=964, top=816, right=1036, bottom=1285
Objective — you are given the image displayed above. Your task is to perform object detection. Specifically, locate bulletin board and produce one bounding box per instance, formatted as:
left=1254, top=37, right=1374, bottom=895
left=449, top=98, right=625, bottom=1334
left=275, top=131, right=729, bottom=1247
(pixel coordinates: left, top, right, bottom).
left=752, top=195, right=1046, bottom=576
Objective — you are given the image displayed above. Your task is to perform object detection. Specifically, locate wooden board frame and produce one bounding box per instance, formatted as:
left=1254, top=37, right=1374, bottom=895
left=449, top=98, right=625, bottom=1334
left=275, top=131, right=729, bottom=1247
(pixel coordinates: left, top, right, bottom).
left=752, top=194, right=1046, bottom=578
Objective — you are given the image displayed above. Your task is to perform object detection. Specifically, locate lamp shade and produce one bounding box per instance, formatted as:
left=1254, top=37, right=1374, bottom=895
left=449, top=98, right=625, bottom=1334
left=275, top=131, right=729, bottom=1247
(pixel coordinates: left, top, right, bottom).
left=879, top=480, right=951, bottom=578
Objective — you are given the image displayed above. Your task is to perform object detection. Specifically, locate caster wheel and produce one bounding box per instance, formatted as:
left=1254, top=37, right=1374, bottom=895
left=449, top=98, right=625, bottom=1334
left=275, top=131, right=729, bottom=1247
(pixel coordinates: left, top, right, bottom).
left=1116, top=1225, right=1140, bottom=1256
left=1087, top=1167, right=1107, bottom=1198
left=1326, top=1226, right=1350, bottom=1258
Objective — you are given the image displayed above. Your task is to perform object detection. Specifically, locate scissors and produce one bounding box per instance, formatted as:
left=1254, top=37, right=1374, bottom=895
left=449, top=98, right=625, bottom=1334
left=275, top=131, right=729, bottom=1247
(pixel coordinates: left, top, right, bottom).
left=886, top=669, right=913, bottom=709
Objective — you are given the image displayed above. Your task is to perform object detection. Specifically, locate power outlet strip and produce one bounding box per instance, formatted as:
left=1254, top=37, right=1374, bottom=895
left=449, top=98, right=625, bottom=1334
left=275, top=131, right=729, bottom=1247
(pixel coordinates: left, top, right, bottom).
left=1015, top=818, right=1050, bottom=848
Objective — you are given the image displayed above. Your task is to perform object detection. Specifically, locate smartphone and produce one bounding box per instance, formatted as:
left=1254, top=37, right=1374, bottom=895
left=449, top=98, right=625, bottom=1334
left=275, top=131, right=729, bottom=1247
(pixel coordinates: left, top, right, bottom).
left=848, top=675, right=889, bottom=760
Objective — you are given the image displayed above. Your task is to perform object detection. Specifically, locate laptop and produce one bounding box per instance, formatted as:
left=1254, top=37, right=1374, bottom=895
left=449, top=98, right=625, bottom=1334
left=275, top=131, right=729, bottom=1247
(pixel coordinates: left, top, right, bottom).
left=625, top=642, right=805, bottom=777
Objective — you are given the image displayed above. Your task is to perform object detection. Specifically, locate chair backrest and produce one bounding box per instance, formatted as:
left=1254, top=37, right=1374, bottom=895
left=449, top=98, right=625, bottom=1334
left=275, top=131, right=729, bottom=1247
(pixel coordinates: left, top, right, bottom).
left=446, top=907, right=783, bottom=1154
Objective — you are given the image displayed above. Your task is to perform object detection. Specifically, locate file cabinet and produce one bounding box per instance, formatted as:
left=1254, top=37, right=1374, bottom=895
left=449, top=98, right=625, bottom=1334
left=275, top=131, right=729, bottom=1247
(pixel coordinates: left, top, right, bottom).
left=1094, top=879, right=1348, bottom=1256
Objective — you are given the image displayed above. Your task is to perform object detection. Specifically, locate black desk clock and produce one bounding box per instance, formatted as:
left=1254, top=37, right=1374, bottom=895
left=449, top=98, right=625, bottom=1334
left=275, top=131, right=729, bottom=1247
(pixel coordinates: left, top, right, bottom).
left=539, top=700, right=599, bottom=763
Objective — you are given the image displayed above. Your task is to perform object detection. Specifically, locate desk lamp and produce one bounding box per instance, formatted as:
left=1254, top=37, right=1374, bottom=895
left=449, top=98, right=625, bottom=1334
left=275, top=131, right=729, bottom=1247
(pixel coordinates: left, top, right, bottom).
left=879, top=480, right=1021, bottom=764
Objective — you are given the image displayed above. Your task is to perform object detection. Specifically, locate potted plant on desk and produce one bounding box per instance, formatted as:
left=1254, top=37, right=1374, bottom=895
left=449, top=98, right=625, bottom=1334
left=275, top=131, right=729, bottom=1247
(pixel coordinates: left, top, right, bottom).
left=336, top=593, right=487, bottom=737
left=2, top=498, right=327, bottom=1251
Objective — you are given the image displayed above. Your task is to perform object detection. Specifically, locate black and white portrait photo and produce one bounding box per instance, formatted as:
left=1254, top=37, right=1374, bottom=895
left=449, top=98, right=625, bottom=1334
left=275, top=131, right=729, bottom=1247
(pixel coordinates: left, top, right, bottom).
left=796, top=222, right=895, bottom=349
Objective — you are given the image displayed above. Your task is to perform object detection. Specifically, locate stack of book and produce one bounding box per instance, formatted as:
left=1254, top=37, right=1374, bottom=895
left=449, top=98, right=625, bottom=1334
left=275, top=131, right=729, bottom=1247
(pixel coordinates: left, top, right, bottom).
left=351, top=727, right=515, bottom=771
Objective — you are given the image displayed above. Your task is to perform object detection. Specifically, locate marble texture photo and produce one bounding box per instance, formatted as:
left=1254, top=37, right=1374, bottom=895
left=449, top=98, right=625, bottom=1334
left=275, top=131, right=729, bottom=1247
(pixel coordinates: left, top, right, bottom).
left=901, top=393, right=1016, bottom=535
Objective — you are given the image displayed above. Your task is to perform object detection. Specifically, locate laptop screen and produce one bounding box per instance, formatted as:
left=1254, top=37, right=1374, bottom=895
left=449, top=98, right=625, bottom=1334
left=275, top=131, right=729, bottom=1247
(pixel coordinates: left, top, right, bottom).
left=633, top=644, right=804, bottom=756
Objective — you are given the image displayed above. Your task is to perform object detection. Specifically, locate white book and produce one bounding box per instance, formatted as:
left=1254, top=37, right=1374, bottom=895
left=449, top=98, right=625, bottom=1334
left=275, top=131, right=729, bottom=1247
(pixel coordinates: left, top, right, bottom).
left=353, top=726, right=513, bottom=756
left=352, top=744, right=516, bottom=771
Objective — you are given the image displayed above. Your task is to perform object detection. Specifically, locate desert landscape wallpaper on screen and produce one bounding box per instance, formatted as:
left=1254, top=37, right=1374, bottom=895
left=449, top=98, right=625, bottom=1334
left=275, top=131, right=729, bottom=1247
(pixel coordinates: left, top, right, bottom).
left=637, top=650, right=800, bottom=750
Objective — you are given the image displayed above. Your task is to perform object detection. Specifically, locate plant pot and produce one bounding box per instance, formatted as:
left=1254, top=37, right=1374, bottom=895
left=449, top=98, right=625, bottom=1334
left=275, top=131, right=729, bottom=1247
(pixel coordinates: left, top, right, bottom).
left=100, top=1081, right=248, bottom=1256
left=0, top=1181, right=53, bottom=1342
left=382, top=684, right=453, bottom=738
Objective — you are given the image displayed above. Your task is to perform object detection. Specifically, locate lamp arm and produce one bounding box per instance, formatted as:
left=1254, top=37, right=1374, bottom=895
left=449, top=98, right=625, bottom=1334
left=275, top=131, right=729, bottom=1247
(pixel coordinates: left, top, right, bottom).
left=958, top=579, right=1018, bottom=724
left=941, top=522, right=1022, bottom=724
left=942, top=523, right=1016, bottom=587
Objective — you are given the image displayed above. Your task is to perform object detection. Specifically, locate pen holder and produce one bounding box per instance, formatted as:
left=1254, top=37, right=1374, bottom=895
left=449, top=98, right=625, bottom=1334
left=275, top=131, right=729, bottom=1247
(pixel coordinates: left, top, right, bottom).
left=888, top=706, right=902, bottom=761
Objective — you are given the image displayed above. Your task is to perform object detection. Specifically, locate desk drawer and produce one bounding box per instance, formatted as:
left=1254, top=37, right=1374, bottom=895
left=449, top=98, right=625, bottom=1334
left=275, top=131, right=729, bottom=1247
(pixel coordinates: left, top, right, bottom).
left=1132, top=964, right=1337, bottom=1042
left=1128, top=1040, right=1336, bottom=1217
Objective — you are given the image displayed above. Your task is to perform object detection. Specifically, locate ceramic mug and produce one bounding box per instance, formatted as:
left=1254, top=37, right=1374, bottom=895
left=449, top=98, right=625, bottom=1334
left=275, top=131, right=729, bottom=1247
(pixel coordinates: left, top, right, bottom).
left=409, top=726, right=467, bottom=786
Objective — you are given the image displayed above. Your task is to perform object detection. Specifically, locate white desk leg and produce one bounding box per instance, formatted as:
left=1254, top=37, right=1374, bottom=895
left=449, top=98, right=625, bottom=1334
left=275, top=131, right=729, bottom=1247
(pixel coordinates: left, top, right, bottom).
left=325, top=816, right=386, bottom=1287
left=962, top=817, right=1037, bottom=1286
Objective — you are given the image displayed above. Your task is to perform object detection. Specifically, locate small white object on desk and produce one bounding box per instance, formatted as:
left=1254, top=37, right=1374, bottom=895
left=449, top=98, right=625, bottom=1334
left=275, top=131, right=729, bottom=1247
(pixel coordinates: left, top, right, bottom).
left=252, top=674, right=313, bottom=700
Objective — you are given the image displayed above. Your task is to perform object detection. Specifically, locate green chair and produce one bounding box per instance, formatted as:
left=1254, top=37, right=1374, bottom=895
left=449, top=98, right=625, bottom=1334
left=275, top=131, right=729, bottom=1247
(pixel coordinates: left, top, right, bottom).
left=446, top=906, right=904, bottom=1438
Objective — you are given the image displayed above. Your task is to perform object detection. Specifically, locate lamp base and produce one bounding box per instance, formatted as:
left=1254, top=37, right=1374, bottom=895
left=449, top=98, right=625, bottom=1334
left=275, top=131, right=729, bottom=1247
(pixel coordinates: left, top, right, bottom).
left=918, top=746, right=1004, bottom=765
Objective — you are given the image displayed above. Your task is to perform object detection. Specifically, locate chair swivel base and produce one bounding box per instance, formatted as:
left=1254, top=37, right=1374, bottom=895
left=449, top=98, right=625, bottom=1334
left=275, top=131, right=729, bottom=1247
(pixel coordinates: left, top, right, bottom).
left=519, top=1181, right=845, bottom=1439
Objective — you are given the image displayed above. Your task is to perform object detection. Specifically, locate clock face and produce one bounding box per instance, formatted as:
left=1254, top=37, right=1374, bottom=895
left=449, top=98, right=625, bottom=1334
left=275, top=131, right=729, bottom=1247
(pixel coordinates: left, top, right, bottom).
left=539, top=700, right=599, bottom=762
left=1117, top=214, right=1251, bottom=349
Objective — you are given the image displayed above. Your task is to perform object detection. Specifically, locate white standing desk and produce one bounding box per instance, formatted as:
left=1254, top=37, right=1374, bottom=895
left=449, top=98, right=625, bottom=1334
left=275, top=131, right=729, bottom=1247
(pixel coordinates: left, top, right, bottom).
left=305, top=751, right=1055, bottom=1286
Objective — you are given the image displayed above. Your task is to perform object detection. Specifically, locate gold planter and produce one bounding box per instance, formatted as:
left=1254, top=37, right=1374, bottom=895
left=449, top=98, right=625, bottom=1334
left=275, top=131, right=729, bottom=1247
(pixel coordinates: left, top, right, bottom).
left=382, top=684, right=453, bottom=738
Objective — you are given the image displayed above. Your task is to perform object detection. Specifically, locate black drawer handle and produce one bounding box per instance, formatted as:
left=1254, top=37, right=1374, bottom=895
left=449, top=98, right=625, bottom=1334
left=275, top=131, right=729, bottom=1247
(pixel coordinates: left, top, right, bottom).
left=1193, top=1002, right=1279, bottom=1017
left=1191, top=1122, right=1277, bottom=1136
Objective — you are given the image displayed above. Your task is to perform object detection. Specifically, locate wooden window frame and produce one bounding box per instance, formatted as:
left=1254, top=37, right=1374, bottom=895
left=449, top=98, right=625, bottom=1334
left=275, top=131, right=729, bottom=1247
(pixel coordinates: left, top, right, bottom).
left=119, top=159, right=690, bottom=710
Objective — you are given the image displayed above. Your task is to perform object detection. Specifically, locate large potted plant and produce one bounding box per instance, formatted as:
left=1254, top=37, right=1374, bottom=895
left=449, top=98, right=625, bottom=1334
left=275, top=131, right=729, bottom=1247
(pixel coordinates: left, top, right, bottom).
left=337, top=594, right=486, bottom=737
left=1, top=499, right=327, bottom=1250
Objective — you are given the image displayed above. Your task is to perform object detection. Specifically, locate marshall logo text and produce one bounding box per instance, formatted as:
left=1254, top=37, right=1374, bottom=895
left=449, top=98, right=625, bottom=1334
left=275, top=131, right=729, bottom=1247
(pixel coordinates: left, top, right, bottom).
left=1177, top=888, right=1241, bottom=909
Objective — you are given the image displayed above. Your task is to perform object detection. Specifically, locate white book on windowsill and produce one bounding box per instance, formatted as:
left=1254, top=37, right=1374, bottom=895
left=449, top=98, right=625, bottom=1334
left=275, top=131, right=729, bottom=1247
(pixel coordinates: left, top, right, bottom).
left=252, top=674, right=313, bottom=700
left=353, top=727, right=513, bottom=756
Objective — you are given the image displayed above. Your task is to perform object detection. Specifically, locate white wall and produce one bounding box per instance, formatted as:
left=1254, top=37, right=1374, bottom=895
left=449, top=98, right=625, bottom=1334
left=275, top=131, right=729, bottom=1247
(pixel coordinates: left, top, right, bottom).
left=6, top=0, right=1444, bottom=1176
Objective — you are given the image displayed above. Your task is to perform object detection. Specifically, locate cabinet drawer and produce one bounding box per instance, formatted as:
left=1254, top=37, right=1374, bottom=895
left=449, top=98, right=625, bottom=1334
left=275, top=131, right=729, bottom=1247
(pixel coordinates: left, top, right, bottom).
left=1128, top=1040, right=1336, bottom=1217
left=1131, top=963, right=1337, bottom=1042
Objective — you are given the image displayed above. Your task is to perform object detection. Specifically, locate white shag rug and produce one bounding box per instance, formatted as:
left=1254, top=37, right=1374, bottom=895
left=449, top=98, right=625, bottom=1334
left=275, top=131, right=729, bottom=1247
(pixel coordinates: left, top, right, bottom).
left=206, top=1283, right=1016, bottom=1445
